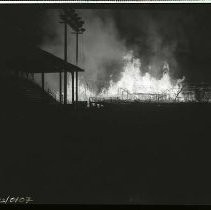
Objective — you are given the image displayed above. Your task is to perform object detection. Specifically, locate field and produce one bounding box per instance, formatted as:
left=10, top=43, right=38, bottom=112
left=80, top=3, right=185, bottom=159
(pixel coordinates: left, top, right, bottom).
left=0, top=102, right=211, bottom=204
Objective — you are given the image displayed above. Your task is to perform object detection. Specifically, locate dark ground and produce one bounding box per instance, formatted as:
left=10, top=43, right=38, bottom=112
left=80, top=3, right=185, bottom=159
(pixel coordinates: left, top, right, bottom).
left=0, top=101, right=211, bottom=204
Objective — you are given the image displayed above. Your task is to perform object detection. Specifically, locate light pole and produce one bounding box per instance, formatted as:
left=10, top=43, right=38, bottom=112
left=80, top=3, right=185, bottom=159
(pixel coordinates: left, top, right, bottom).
left=74, top=28, right=85, bottom=103
left=60, top=8, right=85, bottom=105
left=64, top=22, right=67, bottom=105
left=76, top=31, right=78, bottom=103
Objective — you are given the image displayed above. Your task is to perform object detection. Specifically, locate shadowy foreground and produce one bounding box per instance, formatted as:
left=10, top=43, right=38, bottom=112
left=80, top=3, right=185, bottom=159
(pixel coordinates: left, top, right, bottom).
left=0, top=102, right=211, bottom=204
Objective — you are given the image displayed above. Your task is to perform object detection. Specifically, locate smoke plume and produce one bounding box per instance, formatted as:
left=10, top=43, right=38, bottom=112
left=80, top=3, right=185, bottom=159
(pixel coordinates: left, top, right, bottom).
left=39, top=9, right=186, bottom=97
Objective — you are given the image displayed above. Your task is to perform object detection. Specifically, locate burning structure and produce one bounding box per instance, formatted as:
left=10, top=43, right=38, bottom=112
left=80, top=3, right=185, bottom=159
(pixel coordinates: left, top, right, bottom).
left=77, top=52, right=211, bottom=106
left=82, top=52, right=185, bottom=104
left=2, top=7, right=208, bottom=107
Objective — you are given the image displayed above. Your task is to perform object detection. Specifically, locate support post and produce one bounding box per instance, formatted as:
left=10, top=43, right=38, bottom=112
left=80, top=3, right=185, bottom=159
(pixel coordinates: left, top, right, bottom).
left=76, top=32, right=79, bottom=104
left=42, top=72, right=45, bottom=91
left=64, top=22, right=68, bottom=105
left=59, top=72, right=62, bottom=103
left=72, top=72, right=74, bottom=103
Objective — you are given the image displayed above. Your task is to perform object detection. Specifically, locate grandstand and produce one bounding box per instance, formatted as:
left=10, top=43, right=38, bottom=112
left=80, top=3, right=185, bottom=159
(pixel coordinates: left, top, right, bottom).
left=0, top=46, right=84, bottom=106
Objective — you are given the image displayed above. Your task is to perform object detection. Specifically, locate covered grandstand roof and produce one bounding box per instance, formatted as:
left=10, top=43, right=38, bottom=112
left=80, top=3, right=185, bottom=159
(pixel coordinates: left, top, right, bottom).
left=6, top=46, right=84, bottom=73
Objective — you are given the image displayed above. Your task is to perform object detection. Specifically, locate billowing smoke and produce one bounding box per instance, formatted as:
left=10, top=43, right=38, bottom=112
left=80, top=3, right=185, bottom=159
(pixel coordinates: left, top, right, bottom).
left=110, top=10, right=188, bottom=79
left=1, top=7, right=211, bottom=93
left=39, top=9, right=185, bottom=98
left=77, top=9, right=127, bottom=93
left=39, top=9, right=127, bottom=95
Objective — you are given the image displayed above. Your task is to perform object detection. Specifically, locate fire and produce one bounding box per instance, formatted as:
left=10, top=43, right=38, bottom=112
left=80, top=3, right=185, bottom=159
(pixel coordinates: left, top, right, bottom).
left=78, top=51, right=186, bottom=102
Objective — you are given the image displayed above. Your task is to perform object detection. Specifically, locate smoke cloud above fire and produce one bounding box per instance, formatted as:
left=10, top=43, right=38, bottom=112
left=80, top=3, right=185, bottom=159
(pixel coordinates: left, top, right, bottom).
left=40, top=9, right=127, bottom=94
left=109, top=9, right=188, bottom=79
left=1, top=6, right=211, bottom=90
left=39, top=9, right=187, bottom=95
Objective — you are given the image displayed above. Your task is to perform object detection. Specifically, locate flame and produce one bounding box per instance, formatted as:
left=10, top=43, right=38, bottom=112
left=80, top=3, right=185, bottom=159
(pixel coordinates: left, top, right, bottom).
left=65, top=51, right=186, bottom=103
left=104, top=53, right=179, bottom=93
left=96, top=52, right=185, bottom=102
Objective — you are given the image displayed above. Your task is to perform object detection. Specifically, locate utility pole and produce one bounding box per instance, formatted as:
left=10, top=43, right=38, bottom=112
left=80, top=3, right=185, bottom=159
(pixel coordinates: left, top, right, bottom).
left=64, top=22, right=67, bottom=105
left=76, top=31, right=79, bottom=103
left=73, top=30, right=85, bottom=103
left=60, top=8, right=85, bottom=105
left=72, top=68, right=74, bottom=103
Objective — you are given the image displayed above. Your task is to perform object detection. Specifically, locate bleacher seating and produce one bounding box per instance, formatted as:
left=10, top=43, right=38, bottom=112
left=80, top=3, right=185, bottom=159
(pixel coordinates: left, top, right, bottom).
left=0, top=75, right=59, bottom=105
